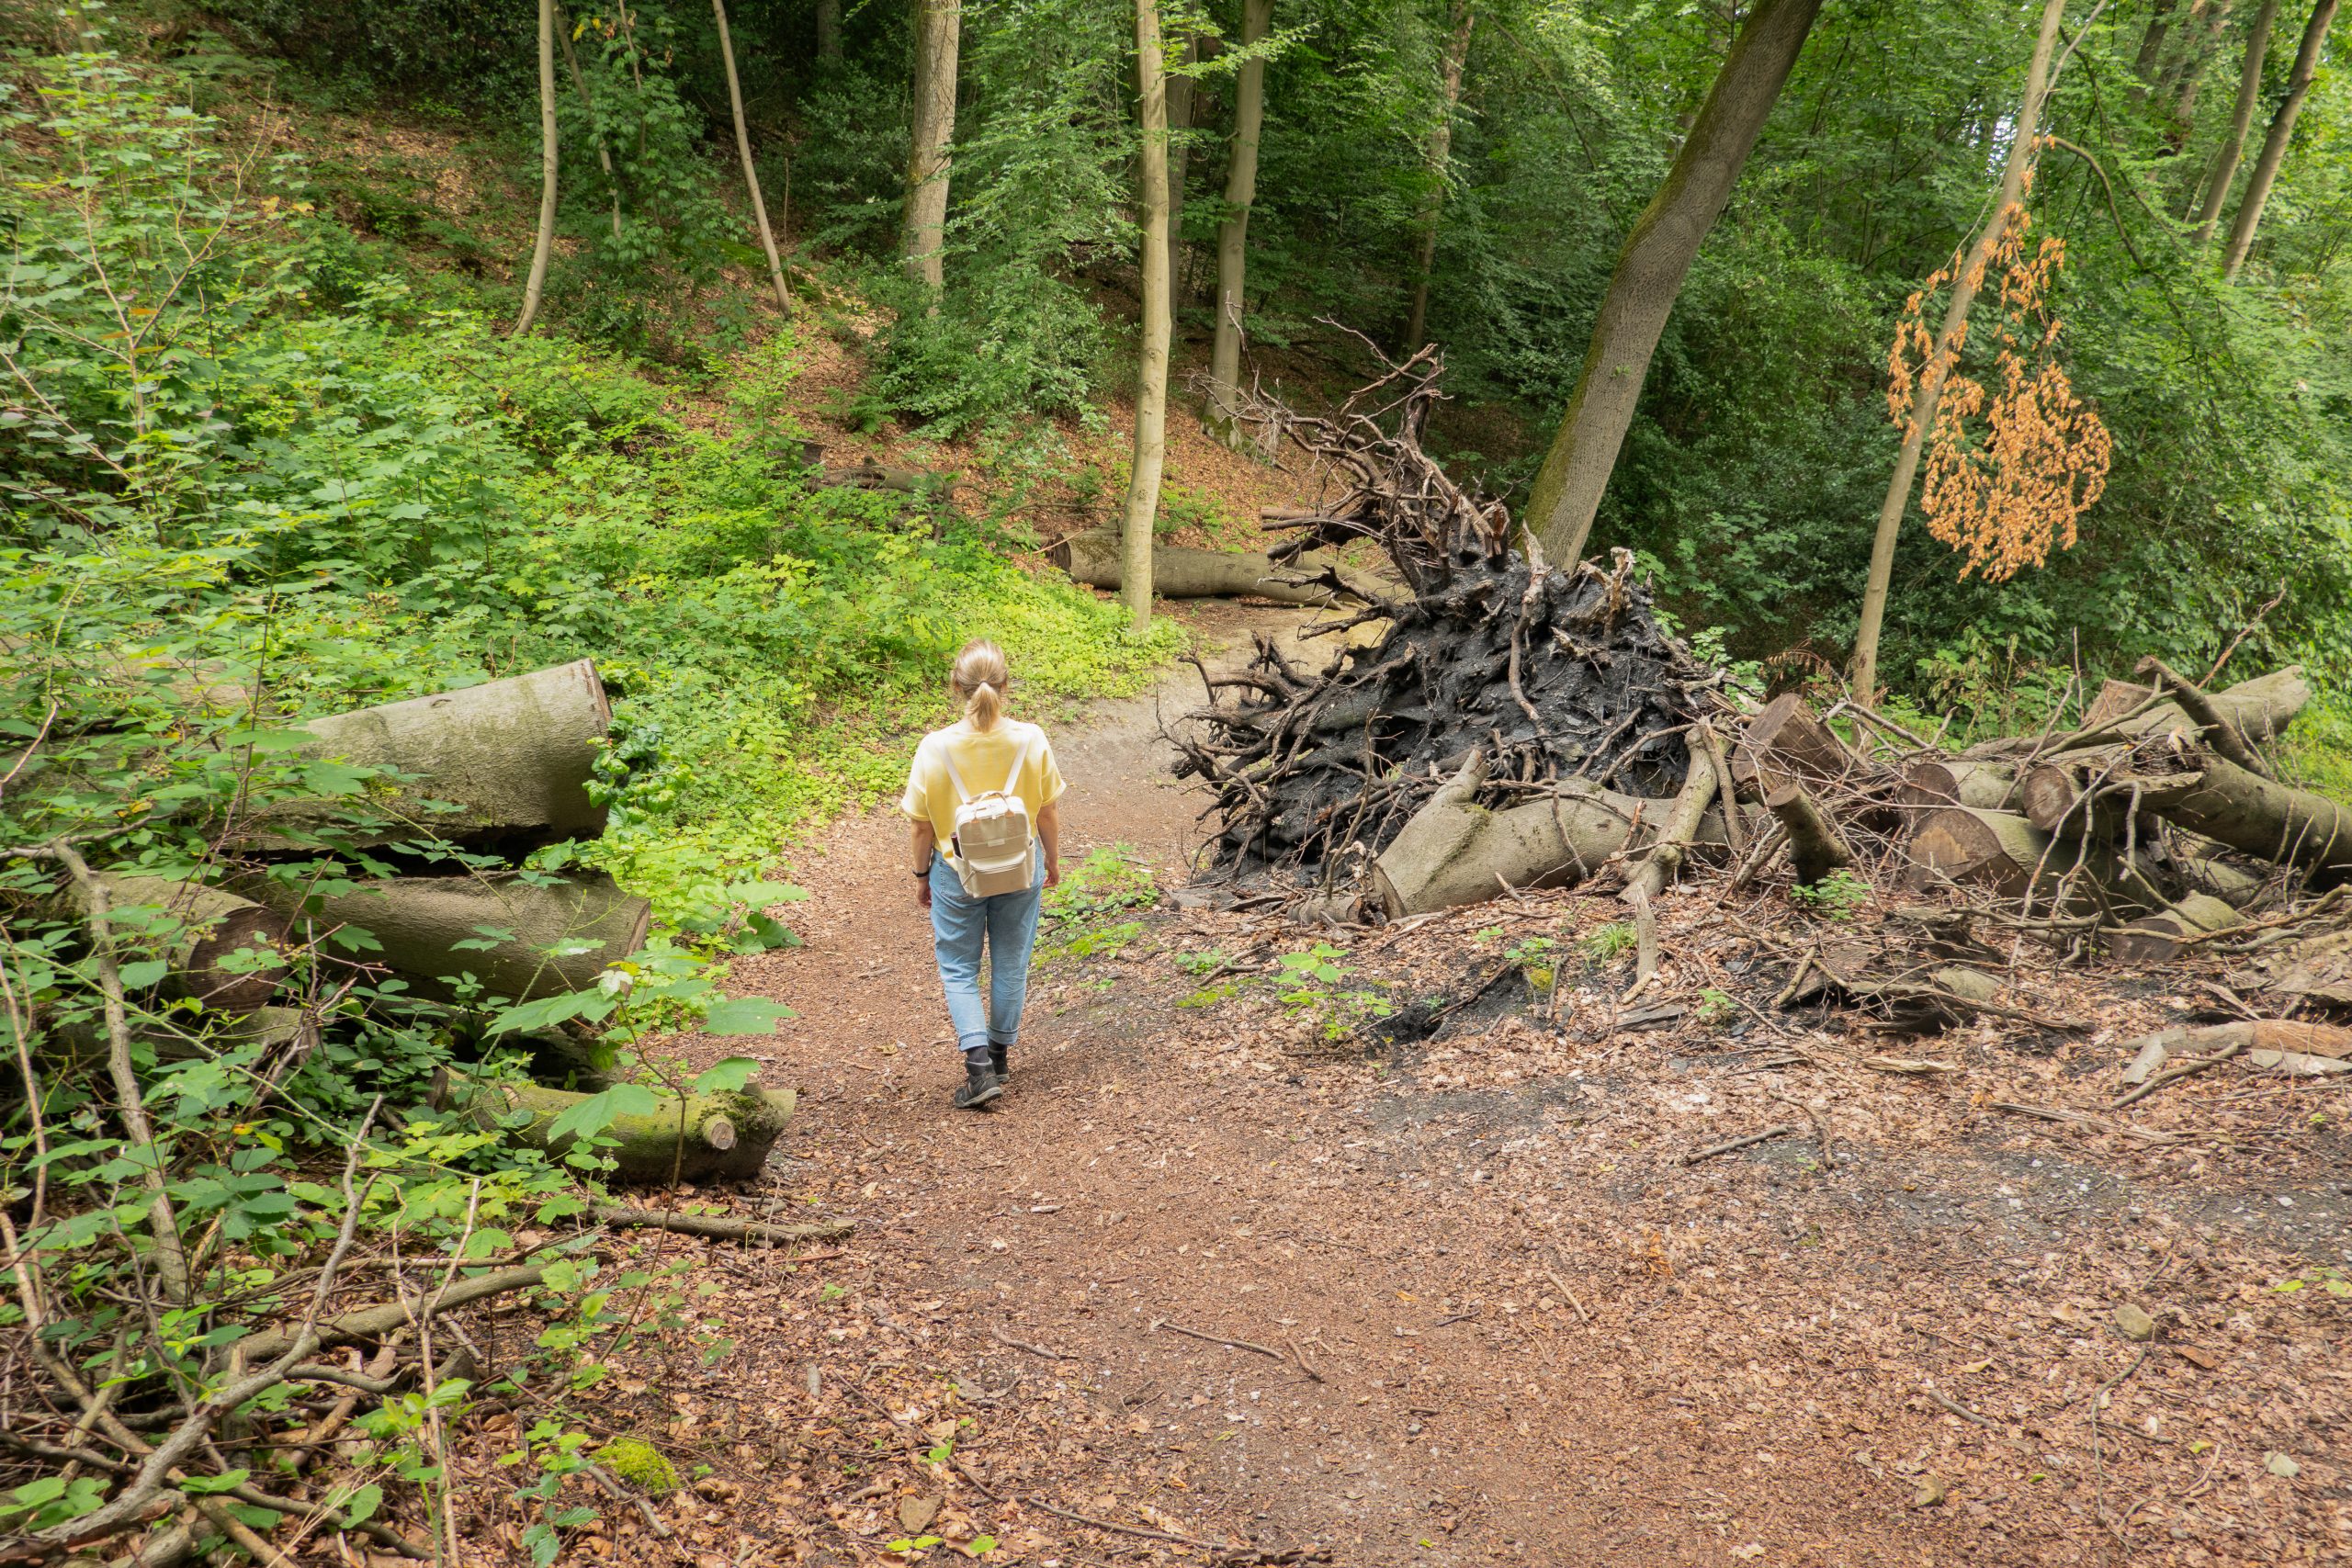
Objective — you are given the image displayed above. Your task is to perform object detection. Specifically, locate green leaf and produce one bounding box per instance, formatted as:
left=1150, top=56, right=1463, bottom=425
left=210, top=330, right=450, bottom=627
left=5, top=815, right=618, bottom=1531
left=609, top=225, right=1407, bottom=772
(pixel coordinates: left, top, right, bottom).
left=117, top=958, right=169, bottom=989
left=691, top=1056, right=761, bottom=1094
left=178, top=1469, right=251, bottom=1495
left=340, top=1483, right=383, bottom=1523
left=545, top=1083, right=658, bottom=1145
left=702, top=997, right=795, bottom=1035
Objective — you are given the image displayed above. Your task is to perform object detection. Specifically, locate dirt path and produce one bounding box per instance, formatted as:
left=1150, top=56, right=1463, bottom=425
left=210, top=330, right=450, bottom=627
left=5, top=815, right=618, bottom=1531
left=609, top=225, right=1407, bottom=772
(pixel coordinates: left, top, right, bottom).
left=679, top=606, right=2348, bottom=1568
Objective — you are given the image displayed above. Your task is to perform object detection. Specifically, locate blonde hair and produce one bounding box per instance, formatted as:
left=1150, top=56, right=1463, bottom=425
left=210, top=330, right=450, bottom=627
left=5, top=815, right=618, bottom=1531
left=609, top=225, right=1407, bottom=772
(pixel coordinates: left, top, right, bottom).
left=950, top=639, right=1010, bottom=731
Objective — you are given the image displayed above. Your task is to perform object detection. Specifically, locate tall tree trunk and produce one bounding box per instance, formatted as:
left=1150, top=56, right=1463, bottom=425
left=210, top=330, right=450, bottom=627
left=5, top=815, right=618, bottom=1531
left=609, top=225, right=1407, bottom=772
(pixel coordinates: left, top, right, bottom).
left=516, top=0, right=560, bottom=335
left=2193, top=0, right=2279, bottom=241
left=2163, top=0, right=2237, bottom=130
left=902, top=0, right=961, bottom=289
left=2131, top=0, right=2179, bottom=99
left=1204, top=0, right=1273, bottom=435
left=556, top=6, right=622, bottom=240
left=1406, top=0, right=1475, bottom=351
left=817, top=0, right=842, bottom=61
left=1120, top=0, right=1173, bottom=631
left=1166, top=34, right=1197, bottom=298
left=1850, top=0, right=2067, bottom=701
left=1522, top=0, right=1824, bottom=568
left=2222, top=0, right=2340, bottom=277
left=714, top=0, right=794, bottom=316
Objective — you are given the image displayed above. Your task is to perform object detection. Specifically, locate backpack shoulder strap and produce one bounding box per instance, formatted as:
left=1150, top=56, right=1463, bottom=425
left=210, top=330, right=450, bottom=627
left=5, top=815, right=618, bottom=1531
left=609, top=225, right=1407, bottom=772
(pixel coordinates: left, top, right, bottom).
left=934, top=734, right=971, bottom=804
left=997, top=725, right=1040, bottom=795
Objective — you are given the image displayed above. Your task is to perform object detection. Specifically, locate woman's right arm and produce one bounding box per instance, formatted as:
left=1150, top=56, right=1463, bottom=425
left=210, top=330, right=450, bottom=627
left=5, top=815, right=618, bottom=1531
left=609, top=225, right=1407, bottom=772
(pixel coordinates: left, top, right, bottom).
left=910, top=819, right=937, bottom=908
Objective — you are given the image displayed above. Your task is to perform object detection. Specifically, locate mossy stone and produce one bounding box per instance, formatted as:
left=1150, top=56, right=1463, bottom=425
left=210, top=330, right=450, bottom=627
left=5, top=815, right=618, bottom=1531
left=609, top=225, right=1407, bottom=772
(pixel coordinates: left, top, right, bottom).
left=594, top=1438, right=680, bottom=1496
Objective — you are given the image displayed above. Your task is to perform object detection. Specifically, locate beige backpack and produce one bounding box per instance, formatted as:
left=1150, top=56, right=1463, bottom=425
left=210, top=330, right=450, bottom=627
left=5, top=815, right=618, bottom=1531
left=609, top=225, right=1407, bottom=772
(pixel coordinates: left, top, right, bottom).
left=941, top=728, right=1040, bottom=897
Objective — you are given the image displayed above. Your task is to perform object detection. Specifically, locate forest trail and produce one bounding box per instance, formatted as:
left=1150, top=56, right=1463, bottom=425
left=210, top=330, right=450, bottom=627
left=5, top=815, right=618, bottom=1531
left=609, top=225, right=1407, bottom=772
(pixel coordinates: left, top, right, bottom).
left=702, top=604, right=1969, bottom=1568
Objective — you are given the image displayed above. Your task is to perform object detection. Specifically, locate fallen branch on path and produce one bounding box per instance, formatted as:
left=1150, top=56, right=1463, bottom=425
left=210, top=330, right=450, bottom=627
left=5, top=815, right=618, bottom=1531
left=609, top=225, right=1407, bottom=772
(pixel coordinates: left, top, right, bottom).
left=594, top=1205, right=853, bottom=1246
left=990, top=1327, right=1078, bottom=1361
left=1681, top=1124, right=1798, bottom=1165
left=1151, top=1316, right=1318, bottom=1378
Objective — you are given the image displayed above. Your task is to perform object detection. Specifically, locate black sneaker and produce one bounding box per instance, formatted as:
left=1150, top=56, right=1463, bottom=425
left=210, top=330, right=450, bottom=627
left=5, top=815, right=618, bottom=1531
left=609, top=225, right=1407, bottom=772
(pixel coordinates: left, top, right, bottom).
left=990, top=1043, right=1010, bottom=1082
left=953, top=1062, right=1003, bottom=1111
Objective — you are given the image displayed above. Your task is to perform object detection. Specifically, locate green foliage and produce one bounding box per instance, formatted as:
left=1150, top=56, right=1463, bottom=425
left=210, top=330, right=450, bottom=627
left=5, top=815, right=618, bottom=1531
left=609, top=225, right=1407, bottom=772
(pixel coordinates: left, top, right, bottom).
left=1790, top=868, right=1872, bottom=920
left=1577, top=921, right=1637, bottom=964
left=1045, top=846, right=1159, bottom=927
left=1274, top=942, right=1394, bottom=1043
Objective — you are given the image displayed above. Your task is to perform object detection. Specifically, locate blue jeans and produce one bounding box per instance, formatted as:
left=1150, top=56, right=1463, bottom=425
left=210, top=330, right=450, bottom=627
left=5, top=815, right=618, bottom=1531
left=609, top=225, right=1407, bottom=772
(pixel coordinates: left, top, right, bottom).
left=927, top=848, right=1044, bottom=1063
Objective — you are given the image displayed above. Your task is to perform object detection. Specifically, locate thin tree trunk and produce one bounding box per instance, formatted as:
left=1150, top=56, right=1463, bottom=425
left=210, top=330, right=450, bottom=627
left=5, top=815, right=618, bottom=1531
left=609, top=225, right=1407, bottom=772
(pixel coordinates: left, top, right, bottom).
left=556, top=6, right=622, bottom=239
left=2163, top=0, right=2237, bottom=130
left=713, top=0, right=794, bottom=315
left=817, top=0, right=842, bottom=61
left=1406, top=0, right=1475, bottom=351
left=2222, top=0, right=2339, bottom=277
left=1204, top=0, right=1272, bottom=435
left=1166, top=34, right=1196, bottom=298
left=902, top=0, right=961, bottom=289
left=1119, top=0, right=1173, bottom=631
left=1522, top=0, right=1824, bottom=568
left=2193, top=0, right=2278, bottom=241
left=515, top=0, right=560, bottom=335
left=1849, top=0, right=2067, bottom=702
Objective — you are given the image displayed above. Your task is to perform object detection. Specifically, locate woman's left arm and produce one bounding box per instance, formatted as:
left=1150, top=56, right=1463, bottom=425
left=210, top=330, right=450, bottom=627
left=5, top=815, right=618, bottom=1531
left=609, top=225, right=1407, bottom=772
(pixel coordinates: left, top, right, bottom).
left=910, top=819, right=937, bottom=908
left=1037, top=799, right=1061, bottom=887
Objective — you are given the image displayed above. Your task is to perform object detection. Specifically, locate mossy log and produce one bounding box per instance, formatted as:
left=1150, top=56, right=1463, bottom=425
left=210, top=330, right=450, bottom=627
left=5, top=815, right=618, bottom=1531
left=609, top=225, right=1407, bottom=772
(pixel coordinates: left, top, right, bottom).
left=2109, top=891, right=2245, bottom=962
left=1050, top=528, right=1383, bottom=607
left=2148, top=751, right=2352, bottom=874
left=250, top=872, right=649, bottom=1003
left=244, top=660, right=613, bottom=851
left=1372, top=750, right=1724, bottom=917
left=431, top=1070, right=796, bottom=1183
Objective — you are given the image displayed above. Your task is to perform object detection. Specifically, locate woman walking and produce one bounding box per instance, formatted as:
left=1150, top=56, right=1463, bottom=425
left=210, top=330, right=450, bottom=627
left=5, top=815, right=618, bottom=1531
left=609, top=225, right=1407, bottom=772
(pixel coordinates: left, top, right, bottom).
left=901, top=640, right=1065, bottom=1110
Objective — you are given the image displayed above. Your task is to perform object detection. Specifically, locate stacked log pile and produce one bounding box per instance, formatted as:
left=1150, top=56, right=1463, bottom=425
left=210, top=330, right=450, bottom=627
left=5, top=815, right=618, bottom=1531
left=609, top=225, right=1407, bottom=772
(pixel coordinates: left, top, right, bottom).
left=32, top=660, right=790, bottom=1183
left=1164, top=361, right=2352, bottom=1078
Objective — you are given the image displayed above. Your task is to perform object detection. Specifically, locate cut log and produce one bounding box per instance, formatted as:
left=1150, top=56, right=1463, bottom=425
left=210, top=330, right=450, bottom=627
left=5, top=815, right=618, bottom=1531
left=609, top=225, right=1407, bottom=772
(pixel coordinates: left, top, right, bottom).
left=250, top=873, right=650, bottom=1003
left=1903, top=807, right=2152, bottom=912
left=1371, top=750, right=1724, bottom=917
left=431, top=1070, right=796, bottom=1183
left=1764, top=782, right=1854, bottom=886
left=2112, top=1020, right=2352, bottom=1084
left=79, top=874, right=291, bottom=1012
left=1898, top=759, right=2014, bottom=811
left=2015, top=751, right=2204, bottom=840
left=2109, top=891, right=2244, bottom=962
left=2227, top=929, right=2352, bottom=1010
left=1050, top=528, right=1384, bottom=607
left=1730, top=693, right=1878, bottom=797
left=2077, top=666, right=2309, bottom=747
left=245, top=660, right=612, bottom=850
left=2150, top=751, right=2352, bottom=874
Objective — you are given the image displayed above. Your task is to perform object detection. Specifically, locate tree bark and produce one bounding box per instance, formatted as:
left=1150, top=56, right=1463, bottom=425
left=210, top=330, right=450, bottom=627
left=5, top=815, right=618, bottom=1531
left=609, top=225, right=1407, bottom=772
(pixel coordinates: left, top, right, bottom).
left=247, top=660, right=614, bottom=852
left=1622, top=745, right=1722, bottom=903
left=2192, top=0, right=2279, bottom=242
left=2222, top=0, right=2339, bottom=277
left=902, top=0, right=961, bottom=289
left=78, top=875, right=291, bottom=1014
left=1050, top=528, right=1381, bottom=605
left=433, top=1071, right=796, bottom=1184
left=1119, top=0, right=1174, bottom=632
left=248, top=873, right=650, bottom=1004
left=2075, top=665, right=2310, bottom=746
left=1523, top=0, right=1823, bottom=568
left=2152, top=750, right=2352, bottom=872
left=1850, top=0, right=2066, bottom=700
left=1767, top=782, right=1856, bottom=886
left=817, top=0, right=841, bottom=61
left=1898, top=758, right=2016, bottom=810
left=1204, top=0, right=1273, bottom=436
left=556, top=6, right=623, bottom=240
left=515, top=0, right=560, bottom=335
left=714, top=0, right=794, bottom=316
left=1406, top=0, right=1475, bottom=351
left=2110, top=890, right=2245, bottom=961
left=1166, top=32, right=1197, bottom=297
left=2158, top=0, right=2236, bottom=124
left=2133, top=0, right=2181, bottom=89
left=1728, top=691, right=1880, bottom=797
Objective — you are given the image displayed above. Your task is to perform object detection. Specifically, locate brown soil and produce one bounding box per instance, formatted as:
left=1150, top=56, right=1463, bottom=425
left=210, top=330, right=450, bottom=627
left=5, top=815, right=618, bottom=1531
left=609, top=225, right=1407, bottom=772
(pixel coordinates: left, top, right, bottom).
left=532, top=605, right=2350, bottom=1568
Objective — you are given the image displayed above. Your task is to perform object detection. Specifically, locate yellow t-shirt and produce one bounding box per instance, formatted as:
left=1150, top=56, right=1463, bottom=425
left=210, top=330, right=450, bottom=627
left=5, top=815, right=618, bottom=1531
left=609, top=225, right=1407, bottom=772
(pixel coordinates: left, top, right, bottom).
left=900, top=718, right=1067, bottom=864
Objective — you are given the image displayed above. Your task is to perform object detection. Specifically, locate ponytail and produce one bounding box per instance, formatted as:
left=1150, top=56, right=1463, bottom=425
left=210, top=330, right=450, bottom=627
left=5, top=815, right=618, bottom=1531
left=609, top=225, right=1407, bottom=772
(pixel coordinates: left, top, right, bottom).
left=949, top=639, right=1011, bottom=732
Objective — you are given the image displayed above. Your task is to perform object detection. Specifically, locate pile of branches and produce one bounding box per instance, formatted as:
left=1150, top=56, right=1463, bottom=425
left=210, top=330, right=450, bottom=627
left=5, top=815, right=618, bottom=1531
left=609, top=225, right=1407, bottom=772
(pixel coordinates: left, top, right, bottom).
left=1171, top=354, right=1721, bottom=879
